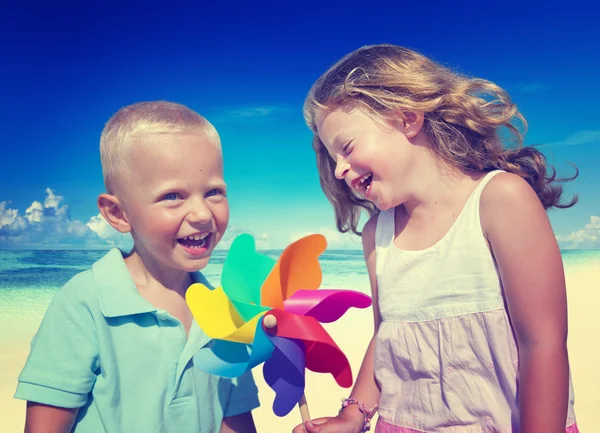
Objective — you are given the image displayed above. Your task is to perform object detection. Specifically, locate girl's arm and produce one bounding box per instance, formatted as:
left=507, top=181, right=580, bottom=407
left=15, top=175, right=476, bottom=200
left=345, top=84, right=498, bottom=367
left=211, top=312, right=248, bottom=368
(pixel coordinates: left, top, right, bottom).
left=482, top=173, right=569, bottom=433
left=24, top=402, right=78, bottom=433
left=346, top=214, right=382, bottom=410
left=293, top=215, right=382, bottom=433
left=220, top=412, right=257, bottom=433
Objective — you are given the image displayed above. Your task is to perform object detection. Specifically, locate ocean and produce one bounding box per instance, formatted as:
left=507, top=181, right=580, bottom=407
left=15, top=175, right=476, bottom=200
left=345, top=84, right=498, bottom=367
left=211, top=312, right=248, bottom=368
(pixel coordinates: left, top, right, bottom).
left=1, top=248, right=598, bottom=344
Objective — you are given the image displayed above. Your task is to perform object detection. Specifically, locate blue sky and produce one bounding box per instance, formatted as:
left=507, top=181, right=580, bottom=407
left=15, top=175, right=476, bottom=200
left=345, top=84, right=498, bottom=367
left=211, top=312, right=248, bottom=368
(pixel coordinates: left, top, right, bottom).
left=1, top=1, right=598, bottom=250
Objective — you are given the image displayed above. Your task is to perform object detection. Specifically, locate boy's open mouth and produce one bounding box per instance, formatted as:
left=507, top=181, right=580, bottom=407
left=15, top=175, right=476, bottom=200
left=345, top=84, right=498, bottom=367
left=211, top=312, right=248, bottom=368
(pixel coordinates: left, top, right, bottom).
left=177, top=233, right=211, bottom=249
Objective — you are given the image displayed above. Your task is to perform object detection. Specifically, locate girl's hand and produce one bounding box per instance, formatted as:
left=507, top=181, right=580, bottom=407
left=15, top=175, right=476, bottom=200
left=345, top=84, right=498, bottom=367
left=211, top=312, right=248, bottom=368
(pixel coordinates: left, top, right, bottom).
left=292, top=411, right=365, bottom=433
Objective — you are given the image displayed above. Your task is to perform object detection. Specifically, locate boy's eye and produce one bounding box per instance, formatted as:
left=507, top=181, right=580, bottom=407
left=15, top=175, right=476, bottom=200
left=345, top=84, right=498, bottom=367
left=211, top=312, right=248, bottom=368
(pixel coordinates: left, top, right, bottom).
left=206, top=188, right=224, bottom=198
left=163, top=192, right=180, bottom=201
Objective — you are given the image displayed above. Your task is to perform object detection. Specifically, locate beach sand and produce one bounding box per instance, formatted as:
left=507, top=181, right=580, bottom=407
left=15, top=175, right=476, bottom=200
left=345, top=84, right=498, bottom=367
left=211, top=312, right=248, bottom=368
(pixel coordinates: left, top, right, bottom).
left=1, top=264, right=598, bottom=432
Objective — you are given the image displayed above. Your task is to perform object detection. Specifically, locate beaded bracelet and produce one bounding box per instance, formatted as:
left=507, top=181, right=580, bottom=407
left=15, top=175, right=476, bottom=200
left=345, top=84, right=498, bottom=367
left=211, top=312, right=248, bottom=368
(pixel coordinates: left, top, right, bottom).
left=338, top=397, right=379, bottom=432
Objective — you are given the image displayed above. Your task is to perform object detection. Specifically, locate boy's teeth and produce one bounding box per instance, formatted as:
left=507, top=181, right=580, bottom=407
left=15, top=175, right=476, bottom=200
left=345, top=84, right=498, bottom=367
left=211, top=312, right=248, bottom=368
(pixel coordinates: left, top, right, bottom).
left=178, top=232, right=211, bottom=249
left=183, top=233, right=210, bottom=241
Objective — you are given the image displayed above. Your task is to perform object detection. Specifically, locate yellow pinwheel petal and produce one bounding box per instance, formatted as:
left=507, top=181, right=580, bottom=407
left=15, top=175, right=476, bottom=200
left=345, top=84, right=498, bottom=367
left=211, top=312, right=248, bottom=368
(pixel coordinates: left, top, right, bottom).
left=186, top=283, right=264, bottom=344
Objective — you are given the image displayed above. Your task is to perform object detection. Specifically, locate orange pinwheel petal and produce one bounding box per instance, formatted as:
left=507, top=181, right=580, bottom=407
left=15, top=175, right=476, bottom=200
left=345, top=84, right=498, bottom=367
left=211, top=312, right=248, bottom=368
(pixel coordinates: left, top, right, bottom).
left=260, top=234, right=327, bottom=309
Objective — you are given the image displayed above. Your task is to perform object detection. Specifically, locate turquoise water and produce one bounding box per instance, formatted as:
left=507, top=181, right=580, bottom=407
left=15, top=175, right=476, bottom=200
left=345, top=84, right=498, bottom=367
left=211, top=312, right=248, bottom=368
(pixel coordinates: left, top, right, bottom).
left=0, top=249, right=369, bottom=291
left=1, top=248, right=597, bottom=288
left=1, top=248, right=598, bottom=324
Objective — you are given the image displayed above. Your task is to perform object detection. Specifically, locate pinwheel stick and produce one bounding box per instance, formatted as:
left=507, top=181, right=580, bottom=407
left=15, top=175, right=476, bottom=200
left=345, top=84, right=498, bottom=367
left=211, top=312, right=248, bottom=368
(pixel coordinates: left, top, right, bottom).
left=298, top=394, right=310, bottom=423
left=263, top=314, right=311, bottom=423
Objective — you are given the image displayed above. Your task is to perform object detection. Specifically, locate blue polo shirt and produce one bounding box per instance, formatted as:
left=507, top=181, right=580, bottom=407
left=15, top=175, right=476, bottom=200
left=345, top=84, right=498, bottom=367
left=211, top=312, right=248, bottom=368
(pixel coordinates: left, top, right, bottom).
left=15, top=248, right=260, bottom=433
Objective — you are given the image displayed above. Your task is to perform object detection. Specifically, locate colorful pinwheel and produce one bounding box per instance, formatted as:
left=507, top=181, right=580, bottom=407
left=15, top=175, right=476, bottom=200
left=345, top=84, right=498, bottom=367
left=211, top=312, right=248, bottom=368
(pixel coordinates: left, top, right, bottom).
left=186, top=233, right=372, bottom=418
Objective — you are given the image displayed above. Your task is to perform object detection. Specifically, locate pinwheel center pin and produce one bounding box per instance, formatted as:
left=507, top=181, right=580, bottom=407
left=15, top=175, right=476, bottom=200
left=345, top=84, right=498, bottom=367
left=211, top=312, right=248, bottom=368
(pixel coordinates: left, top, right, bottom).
left=263, top=314, right=278, bottom=330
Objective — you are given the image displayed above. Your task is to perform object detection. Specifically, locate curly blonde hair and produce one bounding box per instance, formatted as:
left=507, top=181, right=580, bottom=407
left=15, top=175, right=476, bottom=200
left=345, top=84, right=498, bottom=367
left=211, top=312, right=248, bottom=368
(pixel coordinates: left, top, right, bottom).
left=304, top=44, right=577, bottom=235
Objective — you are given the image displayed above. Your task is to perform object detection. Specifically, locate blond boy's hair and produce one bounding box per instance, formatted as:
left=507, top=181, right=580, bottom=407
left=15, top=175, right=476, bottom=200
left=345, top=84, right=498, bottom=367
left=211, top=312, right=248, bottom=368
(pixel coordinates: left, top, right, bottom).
left=100, top=101, right=219, bottom=193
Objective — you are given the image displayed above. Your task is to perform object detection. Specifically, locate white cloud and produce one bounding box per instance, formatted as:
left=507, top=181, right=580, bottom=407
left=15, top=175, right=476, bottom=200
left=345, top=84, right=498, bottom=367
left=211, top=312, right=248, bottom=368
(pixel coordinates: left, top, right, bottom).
left=0, top=201, right=18, bottom=228
left=229, top=107, right=281, bottom=118
left=86, top=214, right=133, bottom=248
left=209, top=105, right=293, bottom=125
left=218, top=227, right=271, bottom=250
left=86, top=213, right=131, bottom=246
left=548, top=130, right=600, bottom=147
left=44, top=187, right=63, bottom=209
left=557, top=216, right=600, bottom=249
left=0, top=189, right=123, bottom=249
left=25, top=201, right=43, bottom=223
left=289, top=227, right=362, bottom=250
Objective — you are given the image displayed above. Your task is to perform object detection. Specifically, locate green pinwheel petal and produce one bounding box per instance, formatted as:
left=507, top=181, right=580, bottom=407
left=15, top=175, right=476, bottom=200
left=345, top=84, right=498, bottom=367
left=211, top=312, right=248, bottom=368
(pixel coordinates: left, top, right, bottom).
left=230, top=299, right=270, bottom=322
left=222, top=234, right=276, bottom=309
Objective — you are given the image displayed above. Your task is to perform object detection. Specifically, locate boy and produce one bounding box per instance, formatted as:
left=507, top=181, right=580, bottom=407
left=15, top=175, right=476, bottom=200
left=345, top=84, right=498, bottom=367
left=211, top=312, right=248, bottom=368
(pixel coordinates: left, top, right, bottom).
left=15, top=101, right=260, bottom=433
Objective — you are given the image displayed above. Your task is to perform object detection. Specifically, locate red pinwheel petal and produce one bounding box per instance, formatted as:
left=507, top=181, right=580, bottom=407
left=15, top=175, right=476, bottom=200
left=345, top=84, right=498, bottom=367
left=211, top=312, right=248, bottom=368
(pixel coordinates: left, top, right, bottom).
left=264, top=309, right=352, bottom=388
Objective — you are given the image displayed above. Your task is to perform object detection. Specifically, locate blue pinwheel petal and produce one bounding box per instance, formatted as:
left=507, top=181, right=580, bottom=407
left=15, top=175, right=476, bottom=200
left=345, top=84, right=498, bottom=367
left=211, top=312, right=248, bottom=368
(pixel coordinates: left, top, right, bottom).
left=193, top=340, right=251, bottom=378
left=193, top=317, right=274, bottom=378
left=248, top=317, right=276, bottom=369
left=263, top=335, right=306, bottom=417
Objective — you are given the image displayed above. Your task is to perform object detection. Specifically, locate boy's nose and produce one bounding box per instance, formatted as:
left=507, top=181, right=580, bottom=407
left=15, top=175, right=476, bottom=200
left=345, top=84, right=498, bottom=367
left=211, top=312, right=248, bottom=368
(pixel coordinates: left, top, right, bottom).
left=187, top=202, right=213, bottom=225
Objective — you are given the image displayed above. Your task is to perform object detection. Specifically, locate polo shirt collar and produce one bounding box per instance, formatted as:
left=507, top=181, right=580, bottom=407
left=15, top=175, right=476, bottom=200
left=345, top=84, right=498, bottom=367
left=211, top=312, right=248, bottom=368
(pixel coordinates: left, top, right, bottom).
left=93, top=248, right=210, bottom=318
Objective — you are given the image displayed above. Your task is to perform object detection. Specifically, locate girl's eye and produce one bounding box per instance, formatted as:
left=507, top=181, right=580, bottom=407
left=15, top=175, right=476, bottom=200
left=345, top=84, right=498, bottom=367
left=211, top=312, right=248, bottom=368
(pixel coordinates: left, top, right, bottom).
left=163, top=192, right=180, bottom=201
left=206, top=189, right=224, bottom=198
left=342, top=142, right=353, bottom=155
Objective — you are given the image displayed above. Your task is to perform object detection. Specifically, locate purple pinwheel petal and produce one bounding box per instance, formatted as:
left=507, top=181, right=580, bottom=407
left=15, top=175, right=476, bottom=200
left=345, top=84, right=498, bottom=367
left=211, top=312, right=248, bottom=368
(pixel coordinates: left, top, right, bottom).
left=284, top=289, right=372, bottom=323
left=263, top=335, right=306, bottom=417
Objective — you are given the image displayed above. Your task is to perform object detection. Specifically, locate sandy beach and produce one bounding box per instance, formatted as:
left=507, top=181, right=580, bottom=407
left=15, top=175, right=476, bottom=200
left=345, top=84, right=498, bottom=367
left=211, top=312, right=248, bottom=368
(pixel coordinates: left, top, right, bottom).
left=1, top=263, right=598, bottom=432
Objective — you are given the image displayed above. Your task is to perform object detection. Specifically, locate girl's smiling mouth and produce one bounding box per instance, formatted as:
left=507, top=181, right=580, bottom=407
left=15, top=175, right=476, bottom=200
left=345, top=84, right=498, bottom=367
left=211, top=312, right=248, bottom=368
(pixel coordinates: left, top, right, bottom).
left=352, top=173, right=373, bottom=196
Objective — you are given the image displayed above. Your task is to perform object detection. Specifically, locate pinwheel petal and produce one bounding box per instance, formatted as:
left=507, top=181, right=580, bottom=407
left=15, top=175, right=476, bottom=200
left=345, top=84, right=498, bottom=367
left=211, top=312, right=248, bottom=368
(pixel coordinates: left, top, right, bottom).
left=284, top=289, right=372, bottom=323
left=230, top=299, right=270, bottom=323
left=186, top=283, right=261, bottom=344
left=193, top=318, right=275, bottom=378
left=193, top=340, right=251, bottom=378
left=266, top=309, right=353, bottom=388
left=261, top=234, right=327, bottom=309
left=222, top=234, right=276, bottom=309
left=263, top=335, right=306, bottom=417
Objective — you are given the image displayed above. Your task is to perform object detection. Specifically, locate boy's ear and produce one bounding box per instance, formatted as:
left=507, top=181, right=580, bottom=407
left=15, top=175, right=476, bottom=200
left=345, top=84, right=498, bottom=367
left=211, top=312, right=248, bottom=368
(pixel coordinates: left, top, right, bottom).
left=98, top=193, right=131, bottom=233
left=393, top=109, right=424, bottom=138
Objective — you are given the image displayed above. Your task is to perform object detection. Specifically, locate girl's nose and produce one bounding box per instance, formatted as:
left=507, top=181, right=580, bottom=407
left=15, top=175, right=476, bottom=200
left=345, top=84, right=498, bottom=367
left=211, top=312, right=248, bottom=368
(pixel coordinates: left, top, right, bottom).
left=334, top=158, right=350, bottom=180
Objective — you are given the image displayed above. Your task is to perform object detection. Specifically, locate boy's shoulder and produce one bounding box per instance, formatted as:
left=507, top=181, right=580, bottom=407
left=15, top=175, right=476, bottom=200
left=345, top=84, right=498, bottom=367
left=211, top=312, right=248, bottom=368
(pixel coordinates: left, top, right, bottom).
left=54, top=248, right=131, bottom=313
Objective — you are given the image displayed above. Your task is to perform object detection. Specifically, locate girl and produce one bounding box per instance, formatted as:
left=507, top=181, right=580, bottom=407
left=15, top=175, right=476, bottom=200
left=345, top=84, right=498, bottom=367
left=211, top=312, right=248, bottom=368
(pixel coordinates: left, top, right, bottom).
left=294, top=44, right=579, bottom=433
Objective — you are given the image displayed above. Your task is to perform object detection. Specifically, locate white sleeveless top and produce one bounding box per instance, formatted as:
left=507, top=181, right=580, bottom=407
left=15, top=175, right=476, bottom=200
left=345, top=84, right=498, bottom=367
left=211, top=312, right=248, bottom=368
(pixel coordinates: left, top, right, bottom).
left=373, top=170, right=576, bottom=432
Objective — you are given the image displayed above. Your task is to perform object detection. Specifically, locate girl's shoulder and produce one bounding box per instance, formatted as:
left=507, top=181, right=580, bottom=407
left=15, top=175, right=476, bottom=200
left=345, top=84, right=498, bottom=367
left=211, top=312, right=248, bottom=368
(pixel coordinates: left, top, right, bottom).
left=361, top=212, right=380, bottom=254
left=480, top=172, right=540, bottom=208
left=479, top=171, right=547, bottom=240
left=363, top=212, right=380, bottom=237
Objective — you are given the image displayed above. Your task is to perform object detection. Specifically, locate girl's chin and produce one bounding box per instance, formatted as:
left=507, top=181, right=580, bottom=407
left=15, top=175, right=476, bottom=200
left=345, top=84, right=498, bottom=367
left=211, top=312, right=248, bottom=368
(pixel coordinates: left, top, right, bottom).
left=373, top=198, right=396, bottom=212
